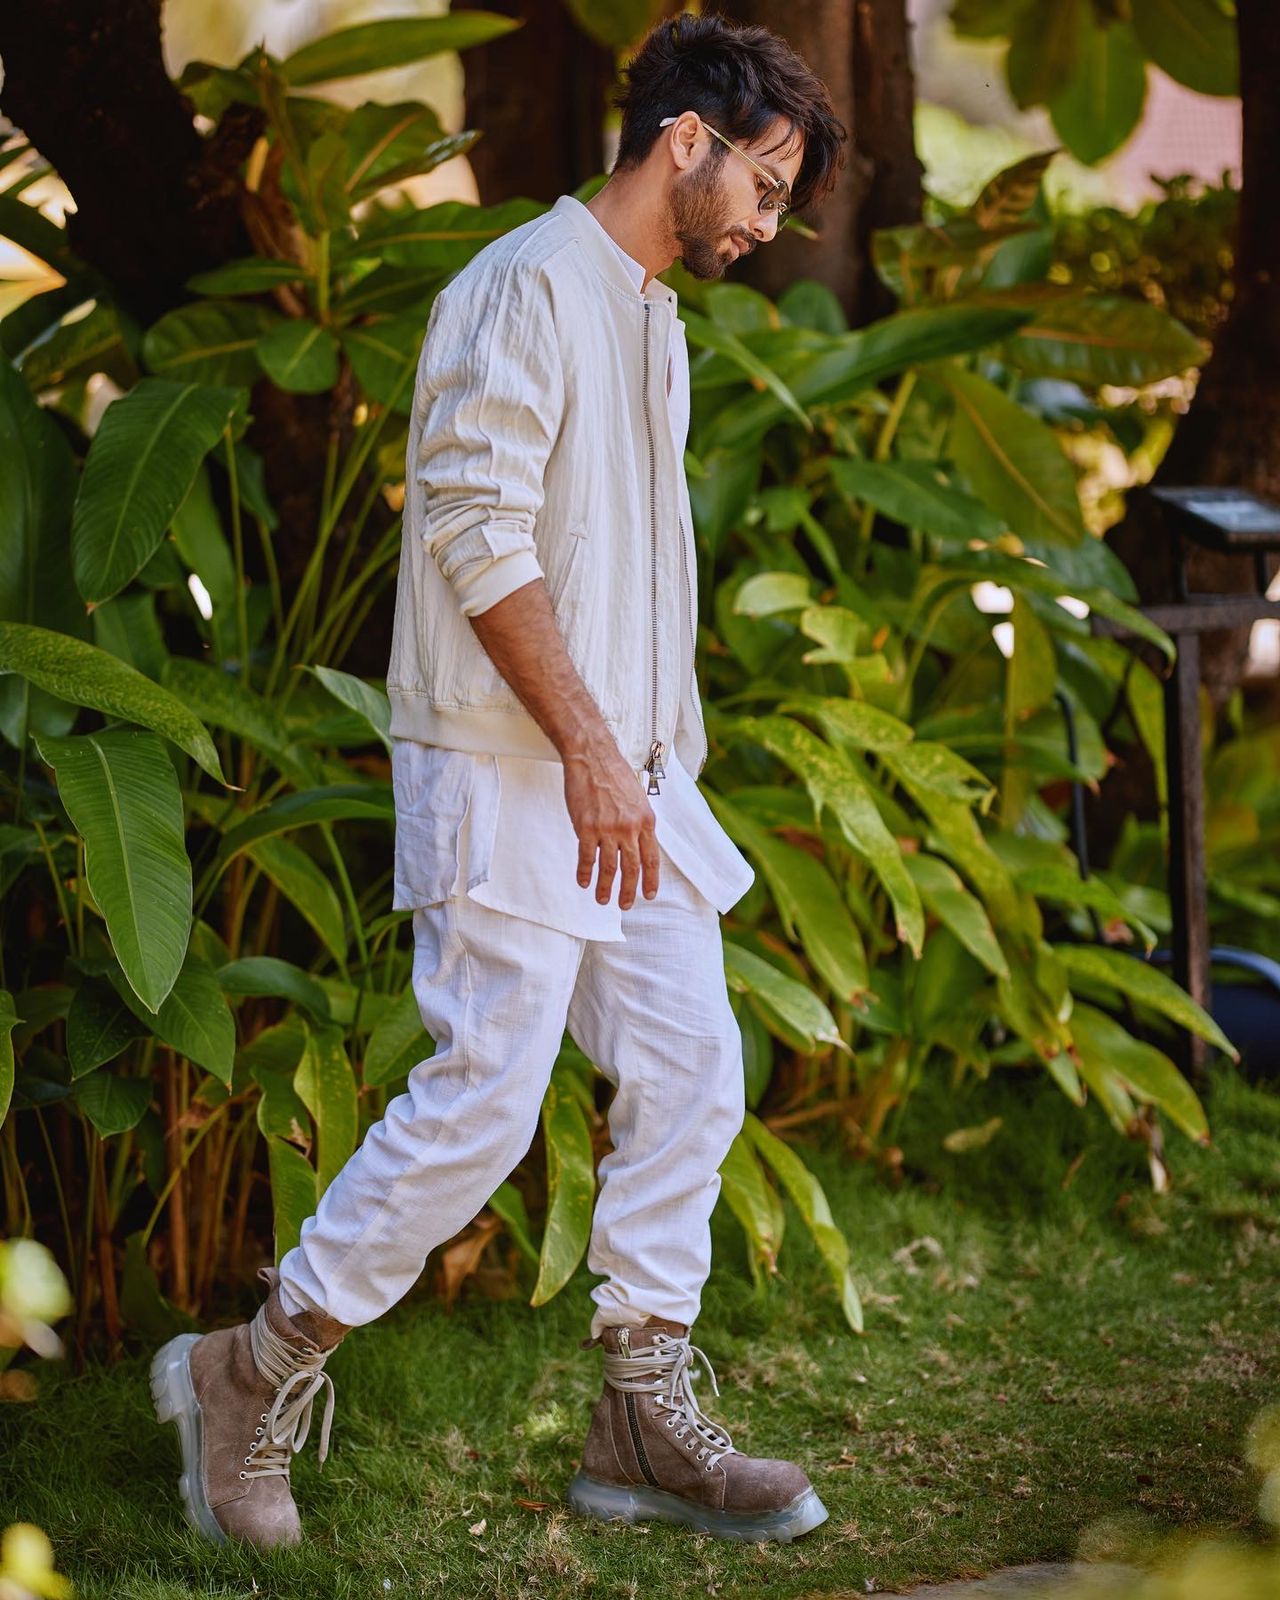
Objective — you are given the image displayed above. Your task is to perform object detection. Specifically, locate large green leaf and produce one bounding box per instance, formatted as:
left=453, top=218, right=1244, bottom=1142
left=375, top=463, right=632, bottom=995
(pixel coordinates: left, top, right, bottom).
left=141, top=301, right=278, bottom=386
left=718, top=1131, right=785, bottom=1290
left=743, top=714, right=925, bottom=955
left=340, top=102, right=476, bottom=202
left=562, top=0, right=663, bottom=49
left=1054, top=944, right=1237, bottom=1060
left=732, top=571, right=812, bottom=618
left=245, top=834, right=348, bottom=966
left=1, top=623, right=226, bottom=783
left=255, top=321, right=340, bottom=394
left=530, top=1071, right=595, bottom=1307
left=307, top=666, right=392, bottom=754
left=217, top=783, right=394, bottom=862
left=939, top=366, right=1087, bottom=546
left=106, top=948, right=237, bottom=1083
left=1007, top=0, right=1083, bottom=108
left=743, top=1113, right=862, bottom=1332
left=830, top=458, right=1005, bottom=544
left=1130, top=0, right=1238, bottom=97
left=70, top=380, right=242, bottom=606
left=280, top=13, right=520, bottom=86
left=0, top=360, right=92, bottom=740
left=722, top=940, right=845, bottom=1053
left=680, top=308, right=810, bottom=430
left=710, top=791, right=869, bottom=1003
left=363, top=982, right=435, bottom=1088
left=72, top=1071, right=152, bottom=1137
left=906, top=854, right=1009, bottom=978
left=705, top=303, right=1035, bottom=450
left=0, top=989, right=19, bottom=1126
left=294, top=1019, right=358, bottom=1195
left=1002, top=296, right=1203, bottom=387
left=342, top=198, right=547, bottom=270
left=34, top=729, right=193, bottom=1014
left=217, top=957, right=332, bottom=1021
left=1048, top=16, right=1148, bottom=165
left=1069, top=1001, right=1209, bottom=1142
left=268, top=1135, right=319, bottom=1262
left=66, top=977, right=145, bottom=1078
left=486, top=1179, right=541, bottom=1270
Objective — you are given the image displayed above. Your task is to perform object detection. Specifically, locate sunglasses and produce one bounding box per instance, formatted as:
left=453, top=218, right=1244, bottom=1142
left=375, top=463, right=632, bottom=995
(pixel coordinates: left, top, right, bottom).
left=658, top=113, right=791, bottom=217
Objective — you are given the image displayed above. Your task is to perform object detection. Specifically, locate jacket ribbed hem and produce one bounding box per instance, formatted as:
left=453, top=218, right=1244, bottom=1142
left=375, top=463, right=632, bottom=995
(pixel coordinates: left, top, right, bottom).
left=389, top=694, right=595, bottom=762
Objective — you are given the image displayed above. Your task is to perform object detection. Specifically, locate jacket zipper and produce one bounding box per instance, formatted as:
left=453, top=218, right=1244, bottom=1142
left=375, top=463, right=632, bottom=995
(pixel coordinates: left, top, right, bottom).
left=641, top=300, right=666, bottom=795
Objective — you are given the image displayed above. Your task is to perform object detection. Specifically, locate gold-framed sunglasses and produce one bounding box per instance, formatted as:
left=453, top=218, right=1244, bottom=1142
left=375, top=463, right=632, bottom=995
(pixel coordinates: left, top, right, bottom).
left=658, top=113, right=791, bottom=217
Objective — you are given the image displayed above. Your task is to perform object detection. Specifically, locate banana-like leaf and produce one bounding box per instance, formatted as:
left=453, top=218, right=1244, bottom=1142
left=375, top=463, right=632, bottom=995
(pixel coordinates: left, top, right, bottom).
left=743, top=1113, right=862, bottom=1333
left=718, top=1132, right=785, bottom=1291
left=72, top=1071, right=152, bottom=1137
left=294, top=1018, right=358, bottom=1196
left=906, top=854, right=1008, bottom=978
left=1069, top=1001, right=1209, bottom=1142
left=831, top=457, right=1005, bottom=544
left=216, top=784, right=394, bottom=863
left=268, top=1135, right=319, bottom=1261
left=255, top=321, right=340, bottom=394
left=0, top=989, right=19, bottom=1126
left=743, top=714, right=925, bottom=955
left=530, top=1071, right=595, bottom=1307
left=3, top=623, right=226, bottom=784
left=1130, top=0, right=1237, bottom=98
left=141, top=301, right=278, bottom=386
left=281, top=13, right=520, bottom=86
left=34, top=729, right=193, bottom=1014
left=680, top=308, right=810, bottom=430
left=363, top=982, right=435, bottom=1088
left=1003, top=295, right=1203, bottom=387
left=1054, top=943, right=1237, bottom=1060
left=939, top=366, right=1087, bottom=547
left=245, top=834, right=347, bottom=966
left=217, top=957, right=332, bottom=1021
left=66, top=977, right=144, bottom=1078
left=722, top=940, right=845, bottom=1053
left=710, top=791, right=869, bottom=1004
left=70, top=380, right=242, bottom=606
left=105, top=948, right=236, bottom=1083
left=306, top=666, right=392, bottom=754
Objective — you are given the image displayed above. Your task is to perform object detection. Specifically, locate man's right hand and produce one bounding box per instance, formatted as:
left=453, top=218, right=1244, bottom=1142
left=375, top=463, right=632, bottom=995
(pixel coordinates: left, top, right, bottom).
left=466, top=576, right=662, bottom=910
left=563, top=742, right=660, bottom=909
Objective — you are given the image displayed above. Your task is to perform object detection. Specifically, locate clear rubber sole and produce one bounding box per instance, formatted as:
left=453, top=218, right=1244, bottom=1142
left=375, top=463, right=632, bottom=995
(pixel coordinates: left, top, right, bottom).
left=566, top=1470, right=830, bottom=1543
left=149, top=1332, right=229, bottom=1546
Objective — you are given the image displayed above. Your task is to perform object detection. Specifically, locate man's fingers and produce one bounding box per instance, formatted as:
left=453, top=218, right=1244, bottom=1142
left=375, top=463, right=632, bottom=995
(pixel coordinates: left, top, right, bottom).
left=617, top=839, right=641, bottom=910
left=595, top=841, right=620, bottom=904
left=577, top=834, right=597, bottom=888
left=639, top=825, right=661, bottom=900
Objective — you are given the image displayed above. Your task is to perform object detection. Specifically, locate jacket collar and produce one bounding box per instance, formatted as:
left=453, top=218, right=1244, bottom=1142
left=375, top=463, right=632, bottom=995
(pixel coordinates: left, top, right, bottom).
left=551, top=194, right=678, bottom=310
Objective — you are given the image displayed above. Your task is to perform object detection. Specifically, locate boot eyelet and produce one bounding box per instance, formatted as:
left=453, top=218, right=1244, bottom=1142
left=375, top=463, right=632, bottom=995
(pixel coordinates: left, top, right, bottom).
left=665, top=1418, right=674, bottom=1427
left=239, top=1471, right=248, bottom=1479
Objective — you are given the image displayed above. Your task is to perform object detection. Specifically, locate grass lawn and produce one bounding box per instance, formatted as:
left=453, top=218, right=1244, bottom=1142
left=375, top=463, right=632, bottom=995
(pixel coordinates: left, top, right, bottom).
left=4, top=1059, right=1278, bottom=1599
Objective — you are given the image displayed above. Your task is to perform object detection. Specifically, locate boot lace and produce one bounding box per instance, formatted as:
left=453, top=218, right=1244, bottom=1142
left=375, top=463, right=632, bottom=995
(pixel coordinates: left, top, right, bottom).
left=239, top=1305, right=337, bottom=1481
left=603, top=1329, right=737, bottom=1470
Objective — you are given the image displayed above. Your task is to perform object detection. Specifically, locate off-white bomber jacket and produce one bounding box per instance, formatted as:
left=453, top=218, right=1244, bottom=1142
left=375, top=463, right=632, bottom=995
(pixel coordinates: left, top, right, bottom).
left=386, top=192, right=709, bottom=783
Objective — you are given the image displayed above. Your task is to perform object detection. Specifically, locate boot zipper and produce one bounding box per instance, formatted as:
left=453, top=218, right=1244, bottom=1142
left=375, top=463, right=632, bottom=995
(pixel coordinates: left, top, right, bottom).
left=618, top=1327, right=660, bottom=1487
left=641, top=301, right=666, bottom=796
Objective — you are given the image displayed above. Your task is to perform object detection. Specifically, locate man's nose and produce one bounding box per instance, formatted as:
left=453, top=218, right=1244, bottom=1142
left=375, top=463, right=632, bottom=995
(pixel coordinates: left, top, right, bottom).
left=750, top=210, right=781, bottom=244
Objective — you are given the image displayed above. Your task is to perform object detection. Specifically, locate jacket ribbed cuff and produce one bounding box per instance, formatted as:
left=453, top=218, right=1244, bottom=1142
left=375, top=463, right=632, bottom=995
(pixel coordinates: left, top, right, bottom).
left=454, top=547, right=545, bottom=618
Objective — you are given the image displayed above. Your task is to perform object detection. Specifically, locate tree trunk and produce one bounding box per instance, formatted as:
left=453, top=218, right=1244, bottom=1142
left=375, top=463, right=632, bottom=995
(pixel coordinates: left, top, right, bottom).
left=450, top=0, right=616, bottom=203
left=1106, top=0, right=1280, bottom=709
left=706, top=0, right=923, bottom=326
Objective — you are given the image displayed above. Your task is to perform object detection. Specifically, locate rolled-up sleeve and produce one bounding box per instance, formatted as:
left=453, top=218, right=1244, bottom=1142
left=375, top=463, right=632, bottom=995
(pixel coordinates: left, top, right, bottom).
left=411, top=259, right=564, bottom=618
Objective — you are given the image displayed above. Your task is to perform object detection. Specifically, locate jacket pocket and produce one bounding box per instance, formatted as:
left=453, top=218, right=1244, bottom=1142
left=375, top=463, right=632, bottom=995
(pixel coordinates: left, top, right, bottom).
left=545, top=520, right=589, bottom=617
left=391, top=741, right=477, bottom=909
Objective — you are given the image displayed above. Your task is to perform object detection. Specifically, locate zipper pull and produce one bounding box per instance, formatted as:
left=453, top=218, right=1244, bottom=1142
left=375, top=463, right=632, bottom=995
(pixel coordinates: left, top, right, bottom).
left=619, top=1326, right=631, bottom=1357
left=644, top=739, right=666, bottom=795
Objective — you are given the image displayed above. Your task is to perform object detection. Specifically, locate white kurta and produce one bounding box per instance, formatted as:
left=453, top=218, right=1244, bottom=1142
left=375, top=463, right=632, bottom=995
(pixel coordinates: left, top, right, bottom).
left=392, top=214, right=754, bottom=940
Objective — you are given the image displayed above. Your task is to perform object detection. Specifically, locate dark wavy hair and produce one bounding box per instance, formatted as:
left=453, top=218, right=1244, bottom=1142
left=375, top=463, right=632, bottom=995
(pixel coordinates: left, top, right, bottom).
left=611, top=11, right=847, bottom=217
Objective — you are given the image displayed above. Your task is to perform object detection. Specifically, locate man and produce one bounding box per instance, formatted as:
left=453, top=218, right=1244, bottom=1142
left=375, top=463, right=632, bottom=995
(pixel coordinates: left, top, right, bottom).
left=151, top=10, right=845, bottom=1551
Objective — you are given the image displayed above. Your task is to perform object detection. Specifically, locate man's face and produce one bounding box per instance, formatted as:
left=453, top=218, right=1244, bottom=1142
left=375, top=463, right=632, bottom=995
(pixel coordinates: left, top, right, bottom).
left=669, top=118, right=803, bottom=281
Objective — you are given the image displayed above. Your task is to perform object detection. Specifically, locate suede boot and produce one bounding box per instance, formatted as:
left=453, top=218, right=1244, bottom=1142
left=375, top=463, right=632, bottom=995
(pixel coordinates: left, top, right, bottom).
left=150, top=1265, right=350, bottom=1548
left=567, top=1316, right=829, bottom=1542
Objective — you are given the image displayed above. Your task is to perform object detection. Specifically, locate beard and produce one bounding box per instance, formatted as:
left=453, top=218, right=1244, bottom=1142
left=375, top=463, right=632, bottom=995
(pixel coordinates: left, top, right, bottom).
left=669, top=154, right=753, bottom=280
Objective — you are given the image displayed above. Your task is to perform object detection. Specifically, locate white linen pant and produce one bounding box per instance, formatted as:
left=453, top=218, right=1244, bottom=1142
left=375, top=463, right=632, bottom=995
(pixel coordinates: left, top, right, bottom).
left=276, top=842, right=747, bottom=1342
